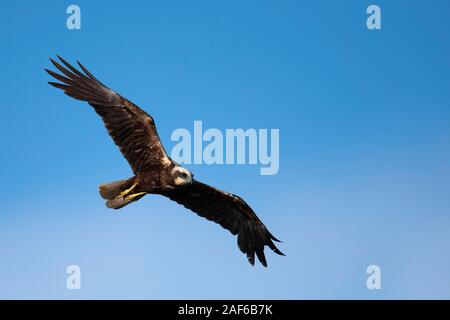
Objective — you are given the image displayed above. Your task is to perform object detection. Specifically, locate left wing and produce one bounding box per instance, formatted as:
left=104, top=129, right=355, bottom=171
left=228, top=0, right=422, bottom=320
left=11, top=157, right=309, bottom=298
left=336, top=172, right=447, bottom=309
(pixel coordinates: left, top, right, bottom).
left=162, top=180, right=284, bottom=267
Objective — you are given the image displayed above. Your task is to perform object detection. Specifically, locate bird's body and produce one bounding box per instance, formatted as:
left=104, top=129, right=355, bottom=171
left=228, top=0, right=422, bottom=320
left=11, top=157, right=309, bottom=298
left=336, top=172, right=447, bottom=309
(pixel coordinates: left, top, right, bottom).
left=99, top=162, right=192, bottom=209
left=46, top=56, right=284, bottom=267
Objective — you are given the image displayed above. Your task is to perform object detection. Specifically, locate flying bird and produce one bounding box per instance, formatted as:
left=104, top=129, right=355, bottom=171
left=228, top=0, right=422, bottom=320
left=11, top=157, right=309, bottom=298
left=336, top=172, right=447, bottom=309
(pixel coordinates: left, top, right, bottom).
left=45, top=56, right=284, bottom=267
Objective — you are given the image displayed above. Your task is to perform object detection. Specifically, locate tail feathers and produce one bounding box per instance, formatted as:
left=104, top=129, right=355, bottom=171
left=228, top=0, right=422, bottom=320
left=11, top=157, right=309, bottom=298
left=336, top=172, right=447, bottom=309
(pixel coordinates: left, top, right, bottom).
left=99, top=179, right=132, bottom=200
left=106, top=193, right=146, bottom=210
left=99, top=178, right=146, bottom=209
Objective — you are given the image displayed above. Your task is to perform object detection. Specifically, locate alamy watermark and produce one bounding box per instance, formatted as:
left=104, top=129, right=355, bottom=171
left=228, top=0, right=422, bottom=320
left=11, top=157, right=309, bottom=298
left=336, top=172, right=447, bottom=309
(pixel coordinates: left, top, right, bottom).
left=366, top=5, right=381, bottom=30
left=366, top=265, right=381, bottom=290
left=66, top=265, right=81, bottom=290
left=66, top=5, right=81, bottom=30
left=170, top=121, right=279, bottom=176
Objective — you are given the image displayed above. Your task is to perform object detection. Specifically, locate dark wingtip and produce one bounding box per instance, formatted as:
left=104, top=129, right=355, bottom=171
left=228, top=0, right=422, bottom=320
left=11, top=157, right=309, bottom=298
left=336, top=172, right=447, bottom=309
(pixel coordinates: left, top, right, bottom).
left=270, top=241, right=285, bottom=256
left=48, top=81, right=69, bottom=90
left=49, top=57, right=60, bottom=69
left=269, top=239, right=285, bottom=256
left=55, top=54, right=69, bottom=66
left=269, top=231, right=282, bottom=243
left=76, top=60, right=86, bottom=72
left=57, top=55, right=68, bottom=64
left=76, top=60, right=100, bottom=83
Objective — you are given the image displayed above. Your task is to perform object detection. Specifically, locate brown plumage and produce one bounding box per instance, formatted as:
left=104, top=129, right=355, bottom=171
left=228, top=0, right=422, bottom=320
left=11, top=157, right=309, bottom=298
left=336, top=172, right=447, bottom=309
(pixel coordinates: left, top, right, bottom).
left=46, top=56, right=284, bottom=267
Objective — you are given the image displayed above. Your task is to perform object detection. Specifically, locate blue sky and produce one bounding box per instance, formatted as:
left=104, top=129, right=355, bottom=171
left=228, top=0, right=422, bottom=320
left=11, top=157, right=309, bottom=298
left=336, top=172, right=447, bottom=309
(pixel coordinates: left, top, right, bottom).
left=0, top=0, right=449, bottom=299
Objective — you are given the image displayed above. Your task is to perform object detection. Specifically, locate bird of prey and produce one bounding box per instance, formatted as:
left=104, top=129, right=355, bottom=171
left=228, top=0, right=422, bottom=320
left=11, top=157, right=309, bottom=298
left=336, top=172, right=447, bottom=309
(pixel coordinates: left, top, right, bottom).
left=45, top=56, right=284, bottom=267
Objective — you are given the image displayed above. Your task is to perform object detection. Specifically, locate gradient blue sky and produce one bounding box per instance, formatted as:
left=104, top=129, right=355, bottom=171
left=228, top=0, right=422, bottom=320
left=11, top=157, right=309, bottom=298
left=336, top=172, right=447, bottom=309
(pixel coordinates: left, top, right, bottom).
left=0, top=0, right=449, bottom=299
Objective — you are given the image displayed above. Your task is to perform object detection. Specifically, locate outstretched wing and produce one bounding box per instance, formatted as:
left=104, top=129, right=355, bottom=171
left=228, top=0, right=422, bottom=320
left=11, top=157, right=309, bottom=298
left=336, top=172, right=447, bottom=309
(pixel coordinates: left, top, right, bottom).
left=45, top=56, right=170, bottom=174
left=162, top=180, right=284, bottom=267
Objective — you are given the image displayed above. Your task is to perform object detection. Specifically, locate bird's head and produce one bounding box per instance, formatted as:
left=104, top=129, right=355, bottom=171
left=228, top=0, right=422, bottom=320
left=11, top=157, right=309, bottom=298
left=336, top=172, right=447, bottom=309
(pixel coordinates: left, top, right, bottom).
left=172, top=165, right=194, bottom=186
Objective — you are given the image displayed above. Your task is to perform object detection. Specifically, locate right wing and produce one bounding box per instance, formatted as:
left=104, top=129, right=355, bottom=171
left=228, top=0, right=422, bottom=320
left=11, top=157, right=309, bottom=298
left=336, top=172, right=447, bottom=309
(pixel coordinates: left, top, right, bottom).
left=163, top=179, right=284, bottom=267
left=45, top=56, right=170, bottom=174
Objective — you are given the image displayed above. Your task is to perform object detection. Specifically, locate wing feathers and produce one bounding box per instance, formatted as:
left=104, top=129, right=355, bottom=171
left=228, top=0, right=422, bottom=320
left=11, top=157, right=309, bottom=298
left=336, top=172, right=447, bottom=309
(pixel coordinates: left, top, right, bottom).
left=163, top=180, right=284, bottom=267
left=56, top=55, right=88, bottom=79
left=46, top=56, right=169, bottom=173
